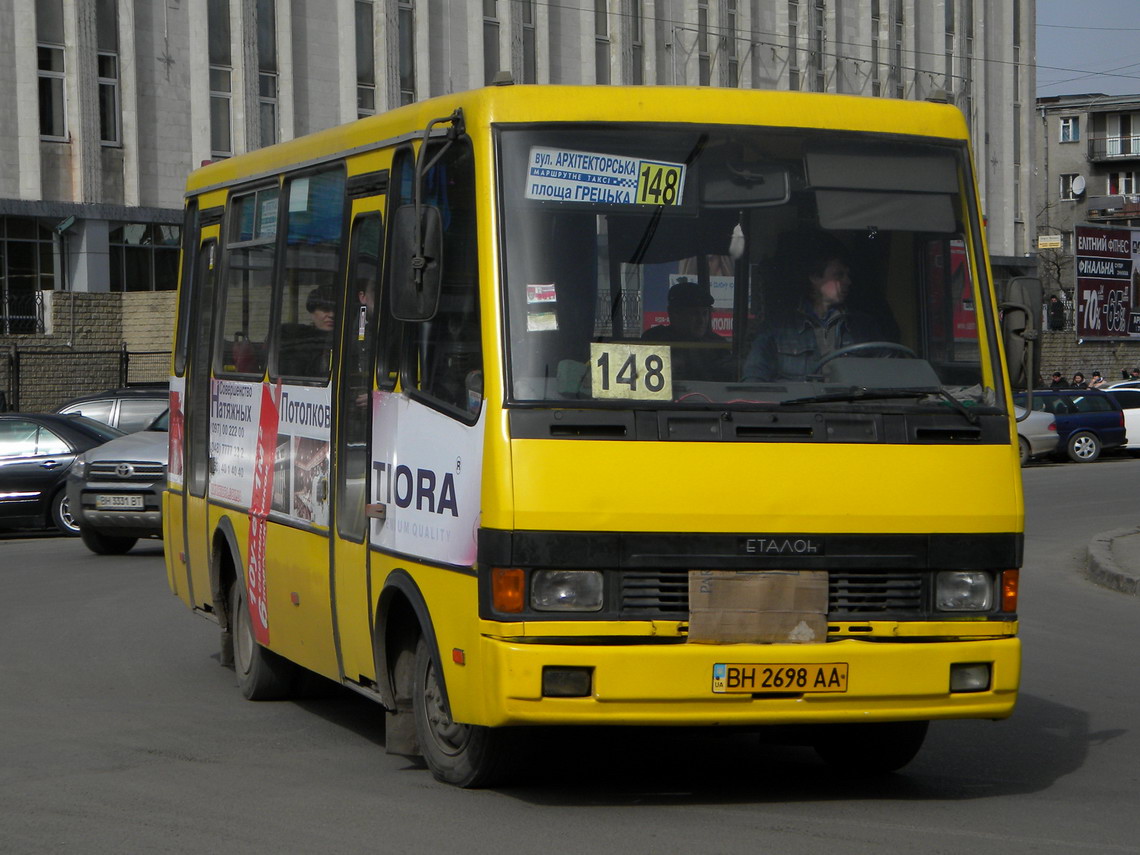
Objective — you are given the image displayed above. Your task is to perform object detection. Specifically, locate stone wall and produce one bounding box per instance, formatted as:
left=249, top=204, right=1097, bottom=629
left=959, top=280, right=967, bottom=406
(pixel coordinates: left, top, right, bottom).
left=1038, top=330, right=1140, bottom=386
left=0, top=292, right=176, bottom=412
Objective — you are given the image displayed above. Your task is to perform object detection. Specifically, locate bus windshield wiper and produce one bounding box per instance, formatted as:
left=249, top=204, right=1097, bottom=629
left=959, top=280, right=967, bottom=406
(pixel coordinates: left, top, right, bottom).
left=780, top=387, right=979, bottom=424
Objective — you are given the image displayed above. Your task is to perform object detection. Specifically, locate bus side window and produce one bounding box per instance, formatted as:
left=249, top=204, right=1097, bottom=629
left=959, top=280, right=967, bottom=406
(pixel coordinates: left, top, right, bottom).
left=275, top=167, right=347, bottom=382
left=217, top=186, right=279, bottom=377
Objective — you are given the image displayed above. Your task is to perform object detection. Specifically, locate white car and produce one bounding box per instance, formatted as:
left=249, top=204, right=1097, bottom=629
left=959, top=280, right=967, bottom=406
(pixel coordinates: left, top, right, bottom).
left=1105, top=384, right=1140, bottom=451
left=1014, top=405, right=1057, bottom=465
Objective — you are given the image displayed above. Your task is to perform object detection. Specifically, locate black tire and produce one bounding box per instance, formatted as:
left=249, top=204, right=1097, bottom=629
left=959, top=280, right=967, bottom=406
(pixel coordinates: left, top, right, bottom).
left=1066, top=430, right=1101, bottom=463
left=412, top=635, right=513, bottom=788
left=230, top=581, right=298, bottom=700
left=80, top=527, right=138, bottom=555
left=812, top=720, right=929, bottom=775
left=50, top=489, right=81, bottom=536
left=1018, top=436, right=1031, bottom=466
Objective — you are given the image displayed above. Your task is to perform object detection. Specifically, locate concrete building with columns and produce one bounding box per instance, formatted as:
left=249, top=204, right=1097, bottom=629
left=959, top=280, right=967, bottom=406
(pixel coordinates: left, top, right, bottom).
left=0, top=0, right=1035, bottom=344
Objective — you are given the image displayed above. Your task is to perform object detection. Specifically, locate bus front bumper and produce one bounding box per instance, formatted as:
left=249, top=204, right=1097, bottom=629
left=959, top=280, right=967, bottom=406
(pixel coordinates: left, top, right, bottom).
left=469, top=634, right=1020, bottom=727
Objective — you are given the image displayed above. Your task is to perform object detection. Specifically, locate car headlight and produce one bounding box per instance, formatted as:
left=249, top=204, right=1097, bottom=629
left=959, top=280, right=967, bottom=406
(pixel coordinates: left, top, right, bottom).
left=72, top=456, right=87, bottom=477
left=935, top=571, right=993, bottom=611
left=531, top=570, right=604, bottom=612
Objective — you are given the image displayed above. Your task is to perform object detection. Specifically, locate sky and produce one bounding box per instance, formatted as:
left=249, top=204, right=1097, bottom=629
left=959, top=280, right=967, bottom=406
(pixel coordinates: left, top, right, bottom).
left=1036, top=0, right=1140, bottom=97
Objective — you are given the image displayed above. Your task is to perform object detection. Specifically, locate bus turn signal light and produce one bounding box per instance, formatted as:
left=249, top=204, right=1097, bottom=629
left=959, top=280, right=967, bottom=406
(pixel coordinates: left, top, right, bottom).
left=492, top=568, right=525, bottom=613
left=1001, top=569, right=1019, bottom=612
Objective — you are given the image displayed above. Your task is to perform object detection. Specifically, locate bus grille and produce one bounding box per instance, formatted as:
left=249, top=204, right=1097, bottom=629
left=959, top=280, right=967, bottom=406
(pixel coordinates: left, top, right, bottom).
left=620, top=570, right=927, bottom=619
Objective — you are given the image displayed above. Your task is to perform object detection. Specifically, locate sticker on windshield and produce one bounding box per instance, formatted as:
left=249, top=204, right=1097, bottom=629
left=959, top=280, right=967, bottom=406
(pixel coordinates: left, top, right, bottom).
left=526, top=147, right=686, bottom=207
left=590, top=342, right=673, bottom=401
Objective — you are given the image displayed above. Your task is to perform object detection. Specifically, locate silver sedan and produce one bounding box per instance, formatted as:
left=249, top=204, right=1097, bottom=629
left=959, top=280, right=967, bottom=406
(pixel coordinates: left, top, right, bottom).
left=1015, top=405, right=1058, bottom=465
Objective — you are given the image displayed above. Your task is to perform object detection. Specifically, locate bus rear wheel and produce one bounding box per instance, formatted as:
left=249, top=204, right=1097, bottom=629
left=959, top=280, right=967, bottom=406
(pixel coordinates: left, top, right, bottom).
left=412, top=635, right=512, bottom=788
left=812, top=720, right=929, bottom=775
left=230, top=581, right=298, bottom=700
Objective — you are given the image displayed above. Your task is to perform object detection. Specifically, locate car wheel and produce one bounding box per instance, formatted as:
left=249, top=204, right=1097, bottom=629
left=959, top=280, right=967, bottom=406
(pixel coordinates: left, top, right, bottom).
left=813, top=720, right=929, bottom=775
left=412, top=635, right=515, bottom=787
left=50, top=489, right=81, bottom=536
left=1066, top=431, right=1101, bottom=463
left=230, top=581, right=299, bottom=700
left=80, top=527, right=138, bottom=555
left=1018, top=436, right=1030, bottom=466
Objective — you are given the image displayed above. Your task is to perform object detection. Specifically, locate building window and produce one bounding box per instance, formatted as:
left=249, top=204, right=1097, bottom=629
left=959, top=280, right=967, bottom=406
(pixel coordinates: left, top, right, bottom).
left=697, top=0, right=710, bottom=86
left=1108, top=172, right=1137, bottom=196
left=809, top=0, right=825, bottom=92
left=209, top=69, right=232, bottom=157
left=96, top=0, right=120, bottom=145
left=398, top=0, right=415, bottom=105
left=36, top=0, right=66, bottom=140
left=521, top=0, right=536, bottom=83
left=108, top=223, right=183, bottom=292
left=870, top=0, right=880, bottom=96
left=943, top=0, right=954, bottom=89
left=891, top=0, right=904, bottom=98
left=629, top=0, right=644, bottom=85
left=208, top=0, right=232, bottom=157
left=1106, top=114, right=1137, bottom=157
left=1013, top=105, right=1021, bottom=165
left=356, top=0, right=376, bottom=116
left=257, top=0, right=277, bottom=148
left=97, top=53, right=120, bottom=145
left=483, top=0, right=500, bottom=85
left=788, top=0, right=800, bottom=90
left=595, top=0, right=610, bottom=85
left=37, top=45, right=66, bottom=139
left=0, top=217, right=55, bottom=335
left=724, top=0, right=739, bottom=87
left=1059, top=174, right=1079, bottom=201
left=1059, top=116, right=1079, bottom=143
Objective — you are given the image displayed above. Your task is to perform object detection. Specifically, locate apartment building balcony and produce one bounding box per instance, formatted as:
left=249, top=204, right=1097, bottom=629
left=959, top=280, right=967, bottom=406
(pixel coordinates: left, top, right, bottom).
left=1086, top=194, right=1140, bottom=224
left=1087, top=135, right=1140, bottom=161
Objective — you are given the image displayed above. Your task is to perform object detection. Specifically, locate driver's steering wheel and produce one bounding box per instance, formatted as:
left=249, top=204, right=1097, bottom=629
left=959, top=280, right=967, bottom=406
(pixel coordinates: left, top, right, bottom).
left=810, top=341, right=917, bottom=374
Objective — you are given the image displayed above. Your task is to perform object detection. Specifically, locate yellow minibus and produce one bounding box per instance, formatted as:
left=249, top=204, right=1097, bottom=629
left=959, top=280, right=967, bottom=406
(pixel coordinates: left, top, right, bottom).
left=165, top=84, right=1029, bottom=787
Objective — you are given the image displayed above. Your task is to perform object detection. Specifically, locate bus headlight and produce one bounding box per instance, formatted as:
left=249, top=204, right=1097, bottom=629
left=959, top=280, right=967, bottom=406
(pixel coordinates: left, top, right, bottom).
left=935, top=571, right=993, bottom=611
left=531, top=570, right=604, bottom=612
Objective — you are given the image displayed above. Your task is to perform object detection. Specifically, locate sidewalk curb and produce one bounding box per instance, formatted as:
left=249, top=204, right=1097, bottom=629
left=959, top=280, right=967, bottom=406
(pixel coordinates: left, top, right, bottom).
left=1086, top=526, right=1140, bottom=597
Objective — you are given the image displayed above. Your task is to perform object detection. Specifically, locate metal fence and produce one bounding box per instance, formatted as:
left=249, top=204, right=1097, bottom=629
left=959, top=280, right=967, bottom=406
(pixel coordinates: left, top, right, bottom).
left=0, top=345, right=170, bottom=412
left=0, top=290, right=46, bottom=335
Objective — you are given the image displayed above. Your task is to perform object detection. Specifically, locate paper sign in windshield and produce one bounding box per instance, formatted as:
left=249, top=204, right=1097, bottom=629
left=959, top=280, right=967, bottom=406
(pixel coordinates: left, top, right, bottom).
left=526, top=146, right=685, bottom=206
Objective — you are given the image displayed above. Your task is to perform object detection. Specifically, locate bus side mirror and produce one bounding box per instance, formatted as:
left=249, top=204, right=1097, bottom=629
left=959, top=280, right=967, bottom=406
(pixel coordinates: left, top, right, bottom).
left=390, top=204, right=443, bottom=321
left=999, top=276, right=1043, bottom=394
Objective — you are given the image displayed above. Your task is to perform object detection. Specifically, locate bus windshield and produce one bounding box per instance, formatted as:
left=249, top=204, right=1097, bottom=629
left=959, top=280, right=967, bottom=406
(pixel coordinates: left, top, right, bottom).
left=498, top=124, right=997, bottom=411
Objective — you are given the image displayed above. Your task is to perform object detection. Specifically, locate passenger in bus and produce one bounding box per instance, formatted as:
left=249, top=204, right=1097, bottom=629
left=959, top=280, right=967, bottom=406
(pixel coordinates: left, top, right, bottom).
left=741, top=234, right=892, bottom=383
left=279, top=285, right=336, bottom=377
left=641, top=279, right=732, bottom=380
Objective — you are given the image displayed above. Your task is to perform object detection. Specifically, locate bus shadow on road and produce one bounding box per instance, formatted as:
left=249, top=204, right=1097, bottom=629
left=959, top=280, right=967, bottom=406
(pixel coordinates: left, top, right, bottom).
left=488, top=691, right=1094, bottom=804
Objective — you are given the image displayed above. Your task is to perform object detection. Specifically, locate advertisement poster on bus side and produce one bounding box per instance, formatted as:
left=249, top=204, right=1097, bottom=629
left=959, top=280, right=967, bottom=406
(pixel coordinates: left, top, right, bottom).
left=370, top=392, right=485, bottom=568
left=207, top=379, right=332, bottom=527
left=209, top=379, right=263, bottom=507
left=271, top=384, right=332, bottom=527
left=1074, top=225, right=1140, bottom=339
left=168, top=375, right=185, bottom=486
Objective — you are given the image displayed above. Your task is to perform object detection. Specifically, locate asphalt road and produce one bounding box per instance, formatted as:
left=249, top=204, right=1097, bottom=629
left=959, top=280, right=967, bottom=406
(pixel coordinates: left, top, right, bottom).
left=2, top=458, right=1139, bottom=855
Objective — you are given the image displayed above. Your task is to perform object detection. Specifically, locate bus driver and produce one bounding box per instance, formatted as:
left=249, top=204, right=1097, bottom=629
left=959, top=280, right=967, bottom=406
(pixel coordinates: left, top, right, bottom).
left=742, top=233, right=891, bottom=383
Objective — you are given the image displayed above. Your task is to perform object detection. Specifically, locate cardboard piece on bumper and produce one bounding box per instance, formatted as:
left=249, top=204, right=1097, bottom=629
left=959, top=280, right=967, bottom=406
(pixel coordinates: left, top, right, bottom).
left=687, top=570, right=828, bottom=644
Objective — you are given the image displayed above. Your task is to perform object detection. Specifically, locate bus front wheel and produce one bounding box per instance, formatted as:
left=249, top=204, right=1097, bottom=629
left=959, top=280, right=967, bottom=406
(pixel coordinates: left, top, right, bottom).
left=412, top=635, right=512, bottom=788
left=812, top=720, right=929, bottom=775
left=230, top=581, right=298, bottom=701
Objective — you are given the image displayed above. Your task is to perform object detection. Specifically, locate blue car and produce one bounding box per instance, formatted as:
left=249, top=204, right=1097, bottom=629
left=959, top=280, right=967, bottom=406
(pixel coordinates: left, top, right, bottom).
left=1013, top=389, right=1126, bottom=463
